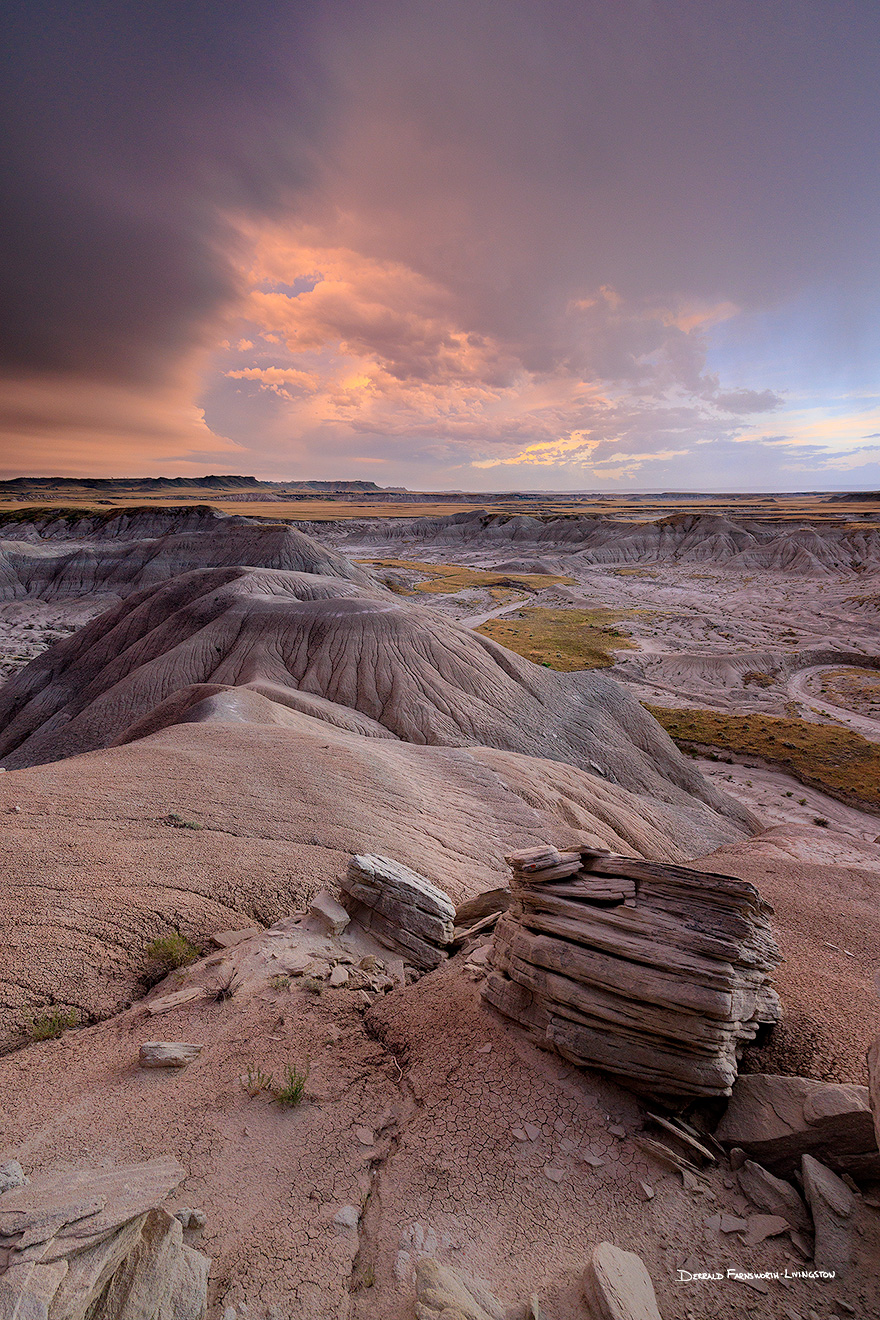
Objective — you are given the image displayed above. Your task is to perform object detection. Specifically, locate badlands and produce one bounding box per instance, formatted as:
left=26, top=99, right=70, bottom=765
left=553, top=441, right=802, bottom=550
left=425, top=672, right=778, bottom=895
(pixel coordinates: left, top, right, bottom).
left=1, top=493, right=879, bottom=1320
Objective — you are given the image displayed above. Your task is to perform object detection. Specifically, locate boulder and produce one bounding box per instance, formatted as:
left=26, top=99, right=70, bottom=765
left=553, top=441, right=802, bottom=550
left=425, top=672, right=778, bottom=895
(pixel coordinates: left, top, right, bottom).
left=801, top=1154, right=855, bottom=1275
left=340, top=856, right=455, bottom=971
left=414, top=1258, right=506, bottom=1320
left=715, top=1074, right=880, bottom=1179
left=484, top=849, right=780, bottom=1099
left=736, top=1159, right=811, bottom=1233
left=584, top=1242, right=663, bottom=1320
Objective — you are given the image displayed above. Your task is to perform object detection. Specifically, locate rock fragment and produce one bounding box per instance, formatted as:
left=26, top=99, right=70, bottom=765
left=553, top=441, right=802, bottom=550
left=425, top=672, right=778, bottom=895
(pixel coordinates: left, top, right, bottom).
left=308, top=890, right=351, bottom=936
left=138, top=1042, right=203, bottom=1069
left=0, top=1162, right=27, bottom=1195
left=414, top=1257, right=506, bottom=1320
left=737, top=1159, right=811, bottom=1232
left=584, top=1241, right=663, bottom=1320
left=801, top=1154, right=855, bottom=1275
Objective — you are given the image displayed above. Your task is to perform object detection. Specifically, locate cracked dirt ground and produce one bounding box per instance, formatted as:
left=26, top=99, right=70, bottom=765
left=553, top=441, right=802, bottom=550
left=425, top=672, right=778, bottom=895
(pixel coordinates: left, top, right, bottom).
left=2, top=938, right=878, bottom=1320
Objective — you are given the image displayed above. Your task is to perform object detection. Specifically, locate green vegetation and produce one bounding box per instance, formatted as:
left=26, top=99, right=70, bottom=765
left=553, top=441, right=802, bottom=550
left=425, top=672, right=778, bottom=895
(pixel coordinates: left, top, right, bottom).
left=647, top=704, right=880, bottom=810
left=27, top=1006, right=78, bottom=1041
left=164, top=811, right=204, bottom=830
left=477, top=606, right=636, bottom=670
left=242, top=1064, right=275, bottom=1097
left=275, top=1061, right=309, bottom=1107
left=357, top=557, right=574, bottom=595
left=146, top=932, right=200, bottom=972
left=742, top=670, right=776, bottom=688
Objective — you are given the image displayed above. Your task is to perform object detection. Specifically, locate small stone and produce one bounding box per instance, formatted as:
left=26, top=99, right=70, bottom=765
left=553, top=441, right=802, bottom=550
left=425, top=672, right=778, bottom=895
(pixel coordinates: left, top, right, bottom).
left=608, top=1124, right=626, bottom=1138
left=355, top=1127, right=374, bottom=1146
left=524, top=1123, right=542, bottom=1142
left=835, top=1303, right=856, bottom=1316
left=802, top=1154, right=854, bottom=1275
left=638, top=1182, right=654, bottom=1201
left=543, top=1166, right=564, bottom=1183
left=223, top=1309, right=237, bottom=1320
left=744, top=1213, right=791, bottom=1245
left=0, top=1161, right=27, bottom=1194
left=328, top=964, right=349, bottom=988
left=581, top=1152, right=605, bottom=1169
left=512, top=1128, right=528, bottom=1142
left=476, top=1043, right=492, bottom=1054
left=190, top=1208, right=207, bottom=1229
left=719, top=1214, right=748, bottom=1233
left=175, top=1206, right=194, bottom=1227
left=358, top=955, right=383, bottom=971
left=332, top=1205, right=360, bottom=1230
left=139, top=1041, right=203, bottom=1068
left=729, top=1147, right=746, bottom=1170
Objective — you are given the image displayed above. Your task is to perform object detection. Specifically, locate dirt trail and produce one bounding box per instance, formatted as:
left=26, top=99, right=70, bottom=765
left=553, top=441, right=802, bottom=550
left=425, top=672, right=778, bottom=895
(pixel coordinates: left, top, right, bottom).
left=786, top=664, right=880, bottom=739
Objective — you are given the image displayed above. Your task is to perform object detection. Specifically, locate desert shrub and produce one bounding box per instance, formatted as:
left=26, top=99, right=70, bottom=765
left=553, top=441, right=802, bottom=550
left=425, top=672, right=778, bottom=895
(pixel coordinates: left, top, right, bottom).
left=146, top=932, right=199, bottom=972
left=275, top=1061, right=309, bottom=1107
left=242, top=1065, right=275, bottom=1097
left=27, top=1006, right=77, bottom=1041
left=164, top=811, right=204, bottom=830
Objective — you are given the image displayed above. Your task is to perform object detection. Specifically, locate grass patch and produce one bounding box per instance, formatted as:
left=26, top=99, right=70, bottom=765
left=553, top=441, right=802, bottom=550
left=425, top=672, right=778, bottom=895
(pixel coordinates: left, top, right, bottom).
left=646, top=704, right=880, bottom=811
left=477, top=607, right=636, bottom=670
left=146, top=932, right=200, bottom=972
left=357, top=558, right=574, bottom=595
left=242, top=1064, right=275, bottom=1097
left=275, top=1061, right=309, bottom=1107
left=164, top=811, right=204, bottom=830
left=27, top=1006, right=78, bottom=1041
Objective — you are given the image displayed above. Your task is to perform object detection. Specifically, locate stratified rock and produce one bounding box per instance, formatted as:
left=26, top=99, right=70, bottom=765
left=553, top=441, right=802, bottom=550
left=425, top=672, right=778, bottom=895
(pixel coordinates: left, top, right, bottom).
left=484, top=849, right=779, bottom=1099
left=801, top=1154, right=855, bottom=1275
left=138, top=1043, right=203, bottom=1069
left=341, top=856, right=455, bottom=971
left=0, top=1161, right=27, bottom=1195
left=737, top=1159, right=811, bottom=1233
left=715, top=1074, right=880, bottom=1179
left=0, top=1159, right=206, bottom=1320
left=414, top=1258, right=506, bottom=1320
left=584, top=1242, right=663, bottom=1320
left=454, top=889, right=510, bottom=928
left=308, top=890, right=350, bottom=936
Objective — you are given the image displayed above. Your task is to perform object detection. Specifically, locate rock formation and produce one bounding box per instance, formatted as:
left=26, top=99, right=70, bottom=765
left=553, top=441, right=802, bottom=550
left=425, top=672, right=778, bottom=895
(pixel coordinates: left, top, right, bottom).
left=714, top=1073, right=880, bottom=1179
left=340, top=855, right=455, bottom=970
left=483, top=845, right=780, bottom=1098
left=0, top=1158, right=208, bottom=1320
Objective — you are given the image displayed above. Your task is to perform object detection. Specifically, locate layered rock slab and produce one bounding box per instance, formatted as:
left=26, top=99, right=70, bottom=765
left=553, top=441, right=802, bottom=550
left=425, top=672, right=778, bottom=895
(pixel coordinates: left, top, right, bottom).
left=484, top=847, right=780, bottom=1098
left=0, top=1159, right=208, bottom=1320
left=714, top=1073, right=880, bottom=1179
left=340, top=855, right=455, bottom=970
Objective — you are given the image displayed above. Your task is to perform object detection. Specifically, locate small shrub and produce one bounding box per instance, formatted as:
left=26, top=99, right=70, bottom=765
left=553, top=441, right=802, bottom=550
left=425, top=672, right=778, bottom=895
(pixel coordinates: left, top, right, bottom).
left=798, top=798, right=807, bottom=806
left=28, top=1006, right=77, bottom=1041
left=242, top=1065, right=275, bottom=1097
left=275, top=1061, right=309, bottom=1107
left=299, top=976, right=324, bottom=995
left=270, top=974, right=291, bottom=991
left=209, top=968, right=241, bottom=1002
left=814, top=817, right=830, bottom=828
left=164, top=811, right=204, bottom=831
left=146, top=932, right=199, bottom=972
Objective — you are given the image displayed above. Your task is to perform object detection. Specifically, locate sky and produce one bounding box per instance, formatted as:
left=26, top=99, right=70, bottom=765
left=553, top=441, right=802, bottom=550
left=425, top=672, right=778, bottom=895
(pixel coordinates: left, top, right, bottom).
left=2, top=0, right=880, bottom=491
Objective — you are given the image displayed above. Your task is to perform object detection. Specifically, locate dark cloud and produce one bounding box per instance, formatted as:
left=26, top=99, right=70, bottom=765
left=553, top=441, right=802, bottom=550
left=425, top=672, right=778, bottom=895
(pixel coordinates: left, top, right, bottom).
left=0, top=1, right=326, bottom=385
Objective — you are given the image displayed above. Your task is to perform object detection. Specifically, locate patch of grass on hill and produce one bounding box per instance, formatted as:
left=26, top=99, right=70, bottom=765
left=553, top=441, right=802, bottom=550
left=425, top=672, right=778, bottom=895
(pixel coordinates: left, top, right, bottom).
left=477, top=607, right=636, bottom=670
left=646, top=704, right=880, bottom=811
left=357, top=558, right=573, bottom=595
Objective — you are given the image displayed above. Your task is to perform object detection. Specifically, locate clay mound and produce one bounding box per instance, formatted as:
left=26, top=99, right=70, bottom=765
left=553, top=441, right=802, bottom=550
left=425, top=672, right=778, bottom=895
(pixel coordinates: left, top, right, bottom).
left=0, top=712, right=722, bottom=1041
left=0, top=565, right=756, bottom=842
left=344, top=510, right=880, bottom=573
left=0, top=516, right=376, bottom=600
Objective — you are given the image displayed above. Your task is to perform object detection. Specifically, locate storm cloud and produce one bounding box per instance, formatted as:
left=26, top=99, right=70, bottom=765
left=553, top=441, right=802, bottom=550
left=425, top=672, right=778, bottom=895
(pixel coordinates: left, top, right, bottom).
left=1, top=1, right=879, bottom=485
